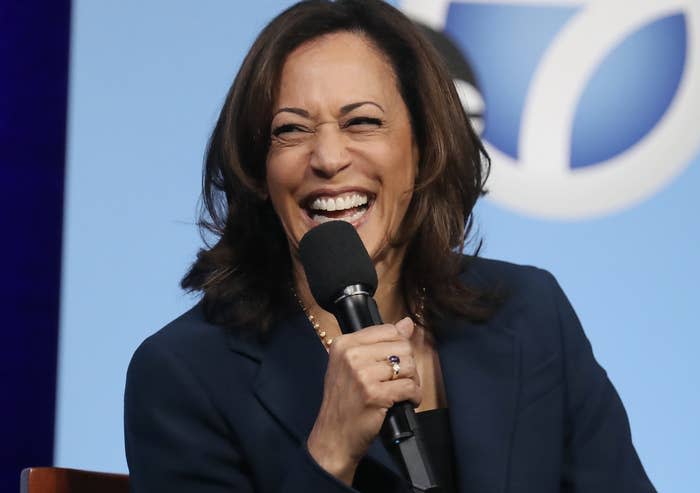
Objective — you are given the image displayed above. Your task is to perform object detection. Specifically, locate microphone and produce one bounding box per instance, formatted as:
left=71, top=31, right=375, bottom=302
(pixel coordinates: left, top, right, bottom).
left=299, top=220, right=439, bottom=493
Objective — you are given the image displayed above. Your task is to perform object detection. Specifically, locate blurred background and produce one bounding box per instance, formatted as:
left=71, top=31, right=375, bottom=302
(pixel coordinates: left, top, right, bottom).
left=2, top=0, right=698, bottom=492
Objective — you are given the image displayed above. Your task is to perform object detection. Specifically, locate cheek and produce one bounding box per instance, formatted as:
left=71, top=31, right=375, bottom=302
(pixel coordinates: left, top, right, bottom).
left=388, top=148, right=418, bottom=195
left=264, top=152, right=311, bottom=250
left=382, top=148, right=418, bottom=227
left=265, top=161, right=299, bottom=247
left=265, top=156, right=298, bottom=211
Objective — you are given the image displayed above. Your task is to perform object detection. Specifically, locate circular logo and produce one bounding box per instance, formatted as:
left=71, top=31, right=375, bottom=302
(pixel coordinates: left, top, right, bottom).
left=403, top=0, right=700, bottom=219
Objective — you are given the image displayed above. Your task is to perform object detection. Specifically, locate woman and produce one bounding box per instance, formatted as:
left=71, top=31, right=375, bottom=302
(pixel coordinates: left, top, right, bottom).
left=124, top=1, right=655, bottom=492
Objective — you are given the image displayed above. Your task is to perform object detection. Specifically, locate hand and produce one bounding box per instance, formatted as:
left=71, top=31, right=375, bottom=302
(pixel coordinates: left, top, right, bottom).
left=306, top=317, right=422, bottom=485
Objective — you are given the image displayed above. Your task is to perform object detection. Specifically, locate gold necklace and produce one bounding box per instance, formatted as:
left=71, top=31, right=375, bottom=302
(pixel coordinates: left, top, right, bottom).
left=292, top=289, right=335, bottom=348
left=292, top=288, right=427, bottom=349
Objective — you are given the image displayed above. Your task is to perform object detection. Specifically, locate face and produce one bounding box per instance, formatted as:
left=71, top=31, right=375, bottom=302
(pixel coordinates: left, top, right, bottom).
left=266, top=32, right=419, bottom=277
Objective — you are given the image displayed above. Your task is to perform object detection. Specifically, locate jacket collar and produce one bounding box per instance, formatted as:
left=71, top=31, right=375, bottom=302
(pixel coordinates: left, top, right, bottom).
left=436, top=314, right=518, bottom=493
left=227, top=310, right=405, bottom=481
left=227, top=307, right=519, bottom=493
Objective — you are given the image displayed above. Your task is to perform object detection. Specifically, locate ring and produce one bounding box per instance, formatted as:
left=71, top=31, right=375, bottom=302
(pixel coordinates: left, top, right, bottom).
left=388, top=355, right=401, bottom=379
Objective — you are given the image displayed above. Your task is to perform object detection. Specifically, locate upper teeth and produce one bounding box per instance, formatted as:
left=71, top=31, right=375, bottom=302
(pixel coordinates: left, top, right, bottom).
left=310, top=193, right=368, bottom=212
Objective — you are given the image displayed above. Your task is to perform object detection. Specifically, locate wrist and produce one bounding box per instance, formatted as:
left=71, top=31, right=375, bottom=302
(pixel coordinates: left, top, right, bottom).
left=307, top=434, right=357, bottom=486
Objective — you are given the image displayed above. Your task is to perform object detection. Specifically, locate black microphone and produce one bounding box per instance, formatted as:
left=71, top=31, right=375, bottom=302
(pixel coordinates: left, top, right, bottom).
left=299, top=220, right=439, bottom=493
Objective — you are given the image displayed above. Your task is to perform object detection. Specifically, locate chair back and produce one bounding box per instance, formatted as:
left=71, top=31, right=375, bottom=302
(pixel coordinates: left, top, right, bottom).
left=20, top=467, right=129, bottom=493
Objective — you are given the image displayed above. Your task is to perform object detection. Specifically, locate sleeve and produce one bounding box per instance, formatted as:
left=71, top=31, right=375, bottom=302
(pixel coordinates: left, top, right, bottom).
left=545, top=273, right=657, bottom=492
left=124, top=338, right=359, bottom=493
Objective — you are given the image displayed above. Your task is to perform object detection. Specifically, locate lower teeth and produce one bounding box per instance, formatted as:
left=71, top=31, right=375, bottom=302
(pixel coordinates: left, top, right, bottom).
left=312, top=207, right=366, bottom=224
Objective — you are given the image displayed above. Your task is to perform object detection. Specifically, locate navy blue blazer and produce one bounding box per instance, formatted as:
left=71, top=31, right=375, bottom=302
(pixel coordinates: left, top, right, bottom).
left=124, top=257, right=656, bottom=492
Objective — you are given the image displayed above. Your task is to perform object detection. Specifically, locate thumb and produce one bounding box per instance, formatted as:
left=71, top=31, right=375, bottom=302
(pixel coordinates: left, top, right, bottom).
left=395, top=317, right=415, bottom=338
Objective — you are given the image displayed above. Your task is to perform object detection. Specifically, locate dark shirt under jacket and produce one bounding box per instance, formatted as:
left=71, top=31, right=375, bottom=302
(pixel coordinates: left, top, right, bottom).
left=416, top=408, right=457, bottom=493
left=124, top=257, right=656, bottom=492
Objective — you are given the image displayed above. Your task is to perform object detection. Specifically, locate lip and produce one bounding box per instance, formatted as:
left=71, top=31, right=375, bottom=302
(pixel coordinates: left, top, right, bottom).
left=299, top=186, right=375, bottom=228
left=300, top=186, right=375, bottom=208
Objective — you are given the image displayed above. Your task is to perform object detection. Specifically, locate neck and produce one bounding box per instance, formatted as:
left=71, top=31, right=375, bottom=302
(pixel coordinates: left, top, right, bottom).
left=291, top=245, right=407, bottom=332
left=371, top=245, right=407, bottom=323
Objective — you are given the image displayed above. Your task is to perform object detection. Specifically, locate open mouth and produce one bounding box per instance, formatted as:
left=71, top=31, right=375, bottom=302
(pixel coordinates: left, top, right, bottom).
left=303, top=191, right=374, bottom=225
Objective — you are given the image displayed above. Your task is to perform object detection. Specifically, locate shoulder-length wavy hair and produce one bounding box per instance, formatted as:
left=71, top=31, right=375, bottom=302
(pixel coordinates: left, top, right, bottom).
left=182, top=0, right=495, bottom=331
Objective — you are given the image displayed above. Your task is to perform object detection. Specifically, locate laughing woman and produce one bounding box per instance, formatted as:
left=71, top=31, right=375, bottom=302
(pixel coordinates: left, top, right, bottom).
left=124, top=1, right=656, bottom=492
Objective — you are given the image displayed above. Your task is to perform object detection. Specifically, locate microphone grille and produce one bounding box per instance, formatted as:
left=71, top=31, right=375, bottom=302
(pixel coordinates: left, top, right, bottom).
left=299, top=221, right=378, bottom=311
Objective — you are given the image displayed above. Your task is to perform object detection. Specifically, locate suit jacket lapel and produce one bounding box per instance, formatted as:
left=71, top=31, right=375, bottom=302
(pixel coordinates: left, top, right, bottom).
left=251, top=311, right=328, bottom=442
left=228, top=311, right=405, bottom=482
left=436, top=315, right=519, bottom=493
left=226, top=307, right=519, bottom=492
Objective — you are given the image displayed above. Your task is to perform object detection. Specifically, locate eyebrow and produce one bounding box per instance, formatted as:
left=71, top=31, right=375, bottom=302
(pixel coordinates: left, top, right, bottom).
left=272, top=101, right=384, bottom=119
left=340, top=101, right=384, bottom=114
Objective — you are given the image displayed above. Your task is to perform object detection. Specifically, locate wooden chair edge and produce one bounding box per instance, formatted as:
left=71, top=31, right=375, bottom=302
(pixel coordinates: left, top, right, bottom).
left=20, top=467, right=129, bottom=493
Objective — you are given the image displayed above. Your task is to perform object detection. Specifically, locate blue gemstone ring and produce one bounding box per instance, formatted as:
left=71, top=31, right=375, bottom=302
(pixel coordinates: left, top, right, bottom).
left=388, top=355, right=401, bottom=379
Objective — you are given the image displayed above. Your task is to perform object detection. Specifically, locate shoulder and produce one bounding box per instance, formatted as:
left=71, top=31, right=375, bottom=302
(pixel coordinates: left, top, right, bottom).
left=459, top=256, right=573, bottom=354
left=133, top=304, right=230, bottom=364
left=136, top=302, right=261, bottom=357
left=460, top=255, right=559, bottom=303
left=126, top=303, right=261, bottom=403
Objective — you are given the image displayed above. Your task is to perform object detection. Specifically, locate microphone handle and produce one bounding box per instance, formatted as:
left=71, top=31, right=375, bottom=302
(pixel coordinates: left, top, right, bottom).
left=334, top=290, right=440, bottom=492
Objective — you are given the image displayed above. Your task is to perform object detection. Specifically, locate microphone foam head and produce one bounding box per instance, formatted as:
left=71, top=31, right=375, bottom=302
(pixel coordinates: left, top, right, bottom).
left=299, top=221, right=378, bottom=311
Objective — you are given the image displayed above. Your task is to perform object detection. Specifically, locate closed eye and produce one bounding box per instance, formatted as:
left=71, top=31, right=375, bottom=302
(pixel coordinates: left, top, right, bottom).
left=271, top=123, right=310, bottom=137
left=343, top=117, right=383, bottom=129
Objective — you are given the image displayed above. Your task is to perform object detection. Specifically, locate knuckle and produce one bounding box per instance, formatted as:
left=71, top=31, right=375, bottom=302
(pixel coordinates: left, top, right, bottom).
left=403, top=378, right=417, bottom=394
left=344, top=346, right=361, bottom=365
left=413, top=372, right=421, bottom=386
left=360, top=382, right=376, bottom=404
left=389, top=381, right=406, bottom=401
left=413, top=387, right=423, bottom=405
left=355, top=366, right=370, bottom=383
left=380, top=323, right=399, bottom=339
left=389, top=325, right=401, bottom=339
left=328, top=337, right=344, bottom=355
left=367, top=323, right=385, bottom=333
left=334, top=334, right=349, bottom=349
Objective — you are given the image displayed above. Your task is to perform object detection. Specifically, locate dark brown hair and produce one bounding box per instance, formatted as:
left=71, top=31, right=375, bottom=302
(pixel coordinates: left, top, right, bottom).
left=182, top=0, right=495, bottom=331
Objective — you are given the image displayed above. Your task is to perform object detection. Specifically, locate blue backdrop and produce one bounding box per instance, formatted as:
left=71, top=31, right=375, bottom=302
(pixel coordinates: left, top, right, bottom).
left=6, top=1, right=697, bottom=492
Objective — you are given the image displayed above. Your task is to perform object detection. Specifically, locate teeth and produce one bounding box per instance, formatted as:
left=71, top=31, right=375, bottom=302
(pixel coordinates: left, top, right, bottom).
left=312, top=207, right=367, bottom=224
left=310, top=193, right=368, bottom=212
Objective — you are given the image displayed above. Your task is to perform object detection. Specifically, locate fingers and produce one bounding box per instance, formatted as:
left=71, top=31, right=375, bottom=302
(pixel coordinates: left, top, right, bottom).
left=384, top=378, right=423, bottom=408
left=334, top=317, right=415, bottom=348
left=360, top=377, right=423, bottom=409
left=356, top=356, right=419, bottom=384
left=362, top=340, right=412, bottom=363
left=395, top=317, right=414, bottom=338
left=353, top=357, right=422, bottom=409
left=325, top=317, right=421, bottom=410
left=331, top=339, right=414, bottom=380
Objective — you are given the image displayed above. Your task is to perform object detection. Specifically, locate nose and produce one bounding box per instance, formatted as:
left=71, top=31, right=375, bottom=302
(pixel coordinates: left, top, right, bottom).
left=309, top=123, right=351, bottom=177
